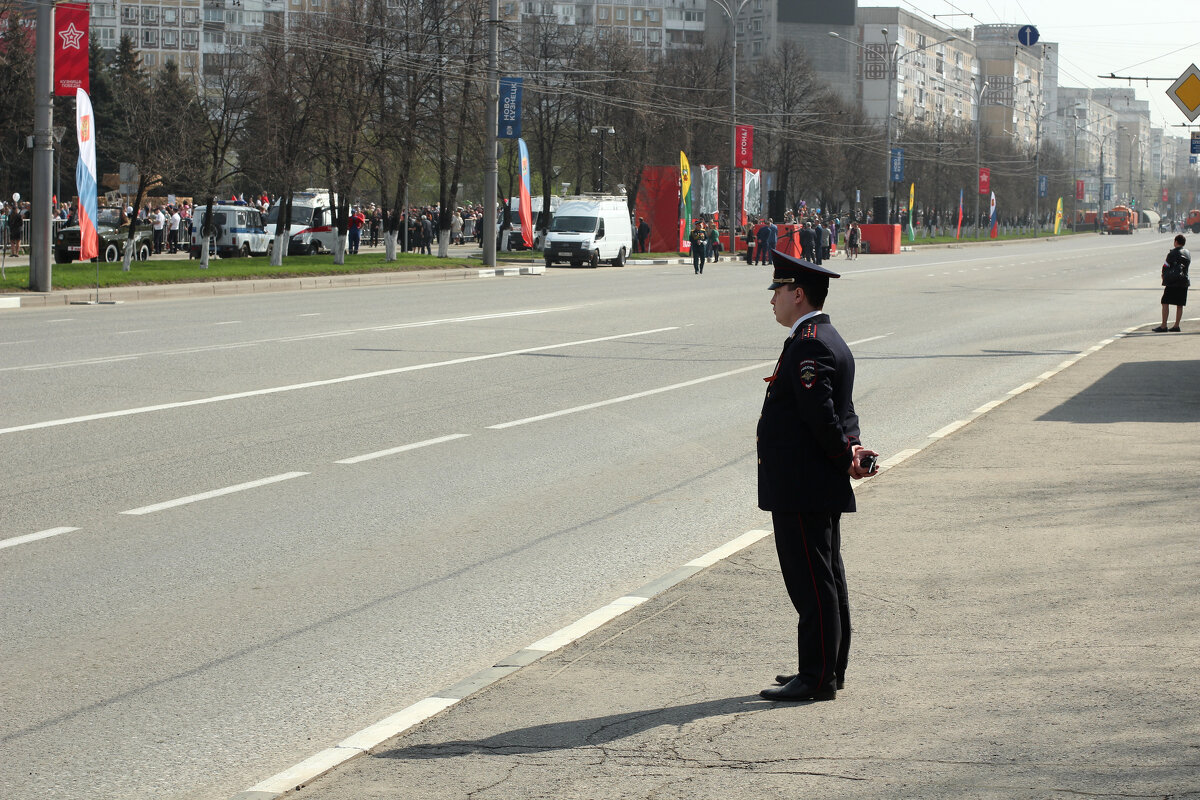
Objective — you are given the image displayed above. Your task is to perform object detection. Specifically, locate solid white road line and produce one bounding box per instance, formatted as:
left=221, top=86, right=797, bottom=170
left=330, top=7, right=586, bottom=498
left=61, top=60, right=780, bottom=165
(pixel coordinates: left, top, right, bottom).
left=335, top=434, right=470, bottom=465
left=120, top=472, right=309, bottom=516
left=487, top=334, right=892, bottom=430
left=0, top=326, right=678, bottom=437
left=486, top=361, right=776, bottom=430
left=0, top=306, right=580, bottom=374
left=0, top=526, right=80, bottom=552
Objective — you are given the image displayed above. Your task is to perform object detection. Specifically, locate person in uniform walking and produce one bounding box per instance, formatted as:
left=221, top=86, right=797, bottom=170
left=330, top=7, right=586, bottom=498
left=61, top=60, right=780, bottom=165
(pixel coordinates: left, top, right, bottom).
left=689, top=222, right=707, bottom=274
left=757, top=251, right=878, bottom=702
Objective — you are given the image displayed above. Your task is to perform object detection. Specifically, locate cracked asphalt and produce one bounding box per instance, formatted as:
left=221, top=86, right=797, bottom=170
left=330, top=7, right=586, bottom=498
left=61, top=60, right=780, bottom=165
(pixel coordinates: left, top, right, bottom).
left=288, top=325, right=1200, bottom=800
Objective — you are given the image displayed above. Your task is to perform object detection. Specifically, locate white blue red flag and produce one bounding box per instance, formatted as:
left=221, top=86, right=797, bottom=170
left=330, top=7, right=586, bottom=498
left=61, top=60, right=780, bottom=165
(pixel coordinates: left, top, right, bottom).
left=955, top=188, right=963, bottom=240
left=989, top=191, right=998, bottom=239
left=517, top=138, right=533, bottom=249
left=75, top=88, right=98, bottom=261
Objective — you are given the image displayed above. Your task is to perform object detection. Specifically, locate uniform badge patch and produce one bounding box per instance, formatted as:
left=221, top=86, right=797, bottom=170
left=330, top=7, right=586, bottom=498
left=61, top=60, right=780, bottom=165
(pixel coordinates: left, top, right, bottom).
left=800, top=323, right=817, bottom=339
left=799, top=359, right=817, bottom=389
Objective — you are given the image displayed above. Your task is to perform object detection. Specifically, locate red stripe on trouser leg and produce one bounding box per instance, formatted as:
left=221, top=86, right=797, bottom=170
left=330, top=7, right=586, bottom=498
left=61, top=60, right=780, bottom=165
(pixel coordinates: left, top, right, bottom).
left=797, top=514, right=830, bottom=690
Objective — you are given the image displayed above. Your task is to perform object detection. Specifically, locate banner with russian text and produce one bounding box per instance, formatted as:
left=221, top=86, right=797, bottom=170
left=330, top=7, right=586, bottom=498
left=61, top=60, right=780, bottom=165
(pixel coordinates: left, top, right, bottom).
left=735, top=125, right=754, bottom=168
left=742, top=169, right=761, bottom=227
left=517, top=138, right=533, bottom=249
left=75, top=89, right=99, bottom=260
left=55, top=3, right=89, bottom=96
left=498, top=77, right=522, bottom=139
left=1075, top=180, right=1085, bottom=201
left=978, top=167, right=990, bottom=195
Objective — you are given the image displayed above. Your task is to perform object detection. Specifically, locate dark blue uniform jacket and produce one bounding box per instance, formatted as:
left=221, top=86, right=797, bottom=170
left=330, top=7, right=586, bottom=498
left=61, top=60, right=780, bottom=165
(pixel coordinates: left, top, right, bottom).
left=757, top=314, right=861, bottom=513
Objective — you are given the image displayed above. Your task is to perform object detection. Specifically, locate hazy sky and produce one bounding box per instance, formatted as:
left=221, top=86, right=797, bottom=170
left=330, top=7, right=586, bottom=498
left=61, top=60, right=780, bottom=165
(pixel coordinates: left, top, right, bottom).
left=872, top=1, right=1200, bottom=134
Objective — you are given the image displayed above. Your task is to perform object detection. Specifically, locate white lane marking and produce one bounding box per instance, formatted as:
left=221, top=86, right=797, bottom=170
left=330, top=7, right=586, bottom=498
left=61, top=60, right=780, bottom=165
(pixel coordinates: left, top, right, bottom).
left=0, top=306, right=580, bottom=373
left=0, top=327, right=678, bottom=437
left=973, top=399, right=1005, bottom=414
left=526, top=596, right=650, bottom=652
left=214, top=321, right=242, bottom=326
left=115, top=329, right=149, bottom=335
left=22, top=355, right=139, bottom=372
left=336, top=697, right=459, bottom=753
left=298, top=313, right=320, bottom=317
left=47, top=319, right=75, bottom=323
left=686, top=529, right=771, bottom=568
left=487, top=361, right=775, bottom=430
left=488, top=334, right=892, bottom=431
left=335, top=434, right=469, bottom=465
left=120, top=472, right=309, bottom=515
left=929, top=420, right=969, bottom=439
left=0, top=339, right=36, bottom=347
left=0, top=526, right=80, bottom=552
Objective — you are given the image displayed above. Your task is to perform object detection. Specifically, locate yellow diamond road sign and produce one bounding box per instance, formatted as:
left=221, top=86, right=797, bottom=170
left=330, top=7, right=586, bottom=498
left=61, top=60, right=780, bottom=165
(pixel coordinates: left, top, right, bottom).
left=1168, top=63, right=1200, bottom=121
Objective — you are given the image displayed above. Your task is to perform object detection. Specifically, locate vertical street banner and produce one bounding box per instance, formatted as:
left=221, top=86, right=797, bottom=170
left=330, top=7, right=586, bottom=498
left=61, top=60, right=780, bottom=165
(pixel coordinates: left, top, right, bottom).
left=517, top=138, right=533, bottom=249
left=1054, top=197, right=1063, bottom=235
left=989, top=191, right=998, bottom=239
left=742, top=169, right=761, bottom=225
left=1038, top=175, right=1048, bottom=198
left=735, top=126, right=754, bottom=168
left=908, top=182, right=915, bottom=241
left=956, top=188, right=963, bottom=240
left=55, top=3, right=90, bottom=96
left=498, top=78, right=522, bottom=139
left=978, top=168, right=991, bottom=195
left=698, top=165, right=719, bottom=215
left=1075, top=180, right=1085, bottom=201
left=75, top=89, right=99, bottom=260
left=679, top=151, right=691, bottom=250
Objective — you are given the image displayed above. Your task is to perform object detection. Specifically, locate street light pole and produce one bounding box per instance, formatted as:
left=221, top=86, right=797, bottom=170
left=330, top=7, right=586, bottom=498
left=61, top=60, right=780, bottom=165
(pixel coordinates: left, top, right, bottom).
left=713, top=0, right=749, bottom=259
left=589, top=126, right=614, bottom=192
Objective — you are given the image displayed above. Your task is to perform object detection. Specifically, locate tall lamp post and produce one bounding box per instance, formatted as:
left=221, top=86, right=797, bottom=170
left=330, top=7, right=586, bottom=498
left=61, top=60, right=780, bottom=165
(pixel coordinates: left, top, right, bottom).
left=712, top=0, right=750, bottom=257
left=590, top=125, right=614, bottom=193
left=831, top=29, right=956, bottom=226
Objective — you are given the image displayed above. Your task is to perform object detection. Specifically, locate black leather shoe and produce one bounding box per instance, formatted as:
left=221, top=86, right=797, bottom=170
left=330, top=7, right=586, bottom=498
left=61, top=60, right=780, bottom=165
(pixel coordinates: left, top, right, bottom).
left=776, top=673, right=844, bottom=690
left=760, top=677, right=836, bottom=701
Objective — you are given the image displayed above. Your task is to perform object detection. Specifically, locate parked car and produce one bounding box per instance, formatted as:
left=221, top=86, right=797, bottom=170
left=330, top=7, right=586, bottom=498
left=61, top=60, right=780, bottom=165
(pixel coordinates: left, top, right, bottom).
left=54, top=207, right=153, bottom=264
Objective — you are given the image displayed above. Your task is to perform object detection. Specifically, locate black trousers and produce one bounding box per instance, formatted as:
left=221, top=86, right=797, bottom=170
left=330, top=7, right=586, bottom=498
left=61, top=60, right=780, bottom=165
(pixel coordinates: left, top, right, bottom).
left=771, top=511, right=850, bottom=691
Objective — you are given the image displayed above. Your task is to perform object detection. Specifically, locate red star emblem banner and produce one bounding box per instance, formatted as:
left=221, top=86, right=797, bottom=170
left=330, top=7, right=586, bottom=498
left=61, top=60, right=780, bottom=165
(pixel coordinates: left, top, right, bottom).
left=54, top=3, right=90, bottom=96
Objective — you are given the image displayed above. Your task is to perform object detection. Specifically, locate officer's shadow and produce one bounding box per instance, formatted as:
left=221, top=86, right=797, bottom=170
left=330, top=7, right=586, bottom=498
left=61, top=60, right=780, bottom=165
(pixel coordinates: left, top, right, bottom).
left=376, top=695, right=774, bottom=760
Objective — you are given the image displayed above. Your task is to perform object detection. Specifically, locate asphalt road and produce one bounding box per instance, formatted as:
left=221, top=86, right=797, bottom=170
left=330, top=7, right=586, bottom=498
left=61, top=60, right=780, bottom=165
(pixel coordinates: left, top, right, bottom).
left=0, top=231, right=1174, bottom=799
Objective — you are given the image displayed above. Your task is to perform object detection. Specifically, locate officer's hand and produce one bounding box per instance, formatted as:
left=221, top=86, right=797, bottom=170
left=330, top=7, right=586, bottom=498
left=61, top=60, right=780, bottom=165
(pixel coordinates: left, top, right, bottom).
left=850, top=446, right=880, bottom=479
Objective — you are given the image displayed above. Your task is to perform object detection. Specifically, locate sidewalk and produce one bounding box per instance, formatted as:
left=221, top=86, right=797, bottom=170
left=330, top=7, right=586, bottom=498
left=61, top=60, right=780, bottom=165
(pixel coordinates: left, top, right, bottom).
left=261, top=323, right=1199, bottom=799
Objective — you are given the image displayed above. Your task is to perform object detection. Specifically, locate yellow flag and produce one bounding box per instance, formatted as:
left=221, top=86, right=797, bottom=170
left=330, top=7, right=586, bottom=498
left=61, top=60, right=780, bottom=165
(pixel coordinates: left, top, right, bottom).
left=680, top=151, right=692, bottom=227
left=1054, top=197, right=1063, bottom=235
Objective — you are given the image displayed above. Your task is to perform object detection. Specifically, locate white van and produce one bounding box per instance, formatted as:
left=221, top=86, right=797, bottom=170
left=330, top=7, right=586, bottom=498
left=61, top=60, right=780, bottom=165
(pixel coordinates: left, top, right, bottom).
left=263, top=189, right=340, bottom=255
left=189, top=204, right=273, bottom=258
left=542, top=196, right=633, bottom=267
left=506, top=195, right=560, bottom=251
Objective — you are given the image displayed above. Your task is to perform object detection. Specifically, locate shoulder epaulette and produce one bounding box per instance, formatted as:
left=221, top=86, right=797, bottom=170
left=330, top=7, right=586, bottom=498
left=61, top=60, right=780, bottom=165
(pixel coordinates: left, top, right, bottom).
left=799, top=323, right=818, bottom=339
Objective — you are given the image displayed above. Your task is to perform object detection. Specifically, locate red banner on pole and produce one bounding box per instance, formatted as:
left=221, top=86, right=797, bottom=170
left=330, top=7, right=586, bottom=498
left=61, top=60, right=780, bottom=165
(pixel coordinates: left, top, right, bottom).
left=54, top=3, right=90, bottom=96
left=1162, top=187, right=1169, bottom=202
left=735, top=125, right=754, bottom=168
left=978, top=168, right=990, bottom=194
left=1075, top=180, right=1085, bottom=201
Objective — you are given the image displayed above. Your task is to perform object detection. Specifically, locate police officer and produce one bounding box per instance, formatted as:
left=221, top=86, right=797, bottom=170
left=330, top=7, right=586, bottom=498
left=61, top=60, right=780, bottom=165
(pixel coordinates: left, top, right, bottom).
left=757, top=250, right=878, bottom=702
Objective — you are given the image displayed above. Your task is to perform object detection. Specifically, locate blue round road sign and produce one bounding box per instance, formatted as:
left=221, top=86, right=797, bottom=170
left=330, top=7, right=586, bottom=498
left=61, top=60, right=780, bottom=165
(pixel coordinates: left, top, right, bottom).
left=1018, top=24, right=1040, bottom=46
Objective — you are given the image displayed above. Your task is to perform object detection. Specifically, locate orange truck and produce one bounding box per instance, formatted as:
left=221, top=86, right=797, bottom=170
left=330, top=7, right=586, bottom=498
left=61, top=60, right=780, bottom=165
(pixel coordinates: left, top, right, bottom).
left=1103, top=206, right=1137, bottom=235
left=1186, top=209, right=1200, bottom=233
